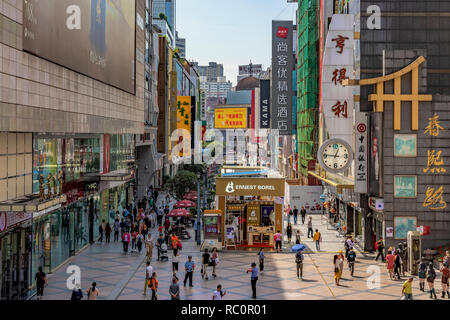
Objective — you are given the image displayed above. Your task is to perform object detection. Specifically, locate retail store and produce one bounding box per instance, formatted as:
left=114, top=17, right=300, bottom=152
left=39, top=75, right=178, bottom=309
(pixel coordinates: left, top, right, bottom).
left=215, top=177, right=285, bottom=248
left=0, top=212, right=32, bottom=300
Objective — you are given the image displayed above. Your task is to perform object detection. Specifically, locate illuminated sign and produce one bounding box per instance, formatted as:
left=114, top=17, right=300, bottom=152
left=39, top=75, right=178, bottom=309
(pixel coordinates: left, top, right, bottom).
left=214, top=108, right=248, bottom=129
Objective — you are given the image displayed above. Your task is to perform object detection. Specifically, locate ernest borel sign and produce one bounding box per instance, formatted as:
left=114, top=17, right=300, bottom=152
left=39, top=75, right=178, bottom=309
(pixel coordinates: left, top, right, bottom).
left=216, top=178, right=285, bottom=196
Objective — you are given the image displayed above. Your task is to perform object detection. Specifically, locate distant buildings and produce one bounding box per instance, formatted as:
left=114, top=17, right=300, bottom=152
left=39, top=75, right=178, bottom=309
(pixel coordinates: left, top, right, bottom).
left=175, top=31, right=186, bottom=58
left=237, top=62, right=263, bottom=82
left=195, top=62, right=225, bottom=82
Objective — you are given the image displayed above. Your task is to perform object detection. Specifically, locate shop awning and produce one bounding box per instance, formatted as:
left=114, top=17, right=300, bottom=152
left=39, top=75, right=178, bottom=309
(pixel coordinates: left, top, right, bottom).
left=0, top=194, right=67, bottom=213
left=100, top=171, right=133, bottom=182
left=307, top=171, right=354, bottom=194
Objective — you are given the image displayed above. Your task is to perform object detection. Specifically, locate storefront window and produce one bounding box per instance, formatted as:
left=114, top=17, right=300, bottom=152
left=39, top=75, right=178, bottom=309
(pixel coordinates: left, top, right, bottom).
left=50, top=208, right=72, bottom=270
left=32, top=215, right=52, bottom=274
left=110, top=134, right=135, bottom=172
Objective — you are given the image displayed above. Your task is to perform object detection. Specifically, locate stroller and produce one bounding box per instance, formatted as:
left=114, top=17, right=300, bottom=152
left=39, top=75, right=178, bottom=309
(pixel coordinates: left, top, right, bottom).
left=159, top=242, right=169, bottom=261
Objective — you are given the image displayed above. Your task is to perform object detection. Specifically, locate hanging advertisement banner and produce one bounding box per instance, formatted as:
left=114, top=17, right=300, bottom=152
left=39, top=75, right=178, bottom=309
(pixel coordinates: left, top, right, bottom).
left=176, top=96, right=192, bottom=132
left=260, top=79, right=270, bottom=128
left=271, top=20, right=294, bottom=135
left=355, top=112, right=368, bottom=193
left=214, top=108, right=248, bottom=129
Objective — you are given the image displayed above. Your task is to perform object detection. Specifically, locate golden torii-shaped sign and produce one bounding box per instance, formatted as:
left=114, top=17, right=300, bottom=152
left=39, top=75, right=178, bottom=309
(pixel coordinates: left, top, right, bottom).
left=343, top=56, right=432, bottom=130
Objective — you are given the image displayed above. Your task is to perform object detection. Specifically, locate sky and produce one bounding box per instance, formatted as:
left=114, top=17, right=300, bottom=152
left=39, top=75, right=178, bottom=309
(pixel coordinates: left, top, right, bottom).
left=176, top=0, right=297, bottom=86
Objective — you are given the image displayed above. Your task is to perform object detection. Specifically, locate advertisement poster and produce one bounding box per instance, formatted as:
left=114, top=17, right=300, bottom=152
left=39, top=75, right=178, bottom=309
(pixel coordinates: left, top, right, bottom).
left=204, top=215, right=218, bottom=238
left=261, top=206, right=274, bottom=227
left=214, top=108, right=248, bottom=129
left=287, top=185, right=323, bottom=214
left=246, top=203, right=260, bottom=226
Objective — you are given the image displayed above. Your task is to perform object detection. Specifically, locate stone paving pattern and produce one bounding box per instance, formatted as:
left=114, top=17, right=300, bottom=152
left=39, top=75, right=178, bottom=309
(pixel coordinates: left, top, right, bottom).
left=38, top=193, right=447, bottom=300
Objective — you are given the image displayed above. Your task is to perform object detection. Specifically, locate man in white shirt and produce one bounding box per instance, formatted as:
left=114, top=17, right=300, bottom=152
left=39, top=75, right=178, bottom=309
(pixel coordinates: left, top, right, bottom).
left=144, top=261, right=153, bottom=296
left=212, top=284, right=226, bottom=300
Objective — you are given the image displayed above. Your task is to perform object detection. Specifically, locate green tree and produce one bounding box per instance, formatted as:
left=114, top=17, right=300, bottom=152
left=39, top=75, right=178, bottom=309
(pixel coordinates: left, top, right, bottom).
left=163, top=170, right=197, bottom=200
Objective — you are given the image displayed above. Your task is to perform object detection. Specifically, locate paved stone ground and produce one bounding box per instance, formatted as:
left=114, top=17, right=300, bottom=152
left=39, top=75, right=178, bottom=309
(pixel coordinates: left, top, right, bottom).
left=37, top=195, right=448, bottom=300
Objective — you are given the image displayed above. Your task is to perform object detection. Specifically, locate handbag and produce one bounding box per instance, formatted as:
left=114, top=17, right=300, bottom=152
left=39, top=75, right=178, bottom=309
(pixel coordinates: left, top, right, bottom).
left=215, top=258, right=219, bottom=265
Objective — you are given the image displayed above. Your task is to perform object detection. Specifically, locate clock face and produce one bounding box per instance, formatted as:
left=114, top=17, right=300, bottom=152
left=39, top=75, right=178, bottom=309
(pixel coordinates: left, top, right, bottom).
left=321, top=142, right=350, bottom=171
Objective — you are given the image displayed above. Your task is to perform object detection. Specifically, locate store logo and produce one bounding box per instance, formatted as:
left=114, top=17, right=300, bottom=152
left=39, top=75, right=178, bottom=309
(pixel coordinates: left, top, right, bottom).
left=276, top=26, right=288, bottom=38
left=225, top=182, right=235, bottom=193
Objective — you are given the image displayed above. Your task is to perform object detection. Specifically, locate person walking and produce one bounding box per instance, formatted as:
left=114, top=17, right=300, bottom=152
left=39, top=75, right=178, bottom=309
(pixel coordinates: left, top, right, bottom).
left=402, top=277, right=414, bottom=300
left=345, top=236, right=354, bottom=258
left=113, top=219, right=120, bottom=242
left=164, top=217, right=171, bottom=232
left=386, top=250, right=395, bottom=280
left=286, top=223, right=293, bottom=244
left=347, top=247, right=357, bottom=276
left=169, top=277, right=180, bottom=300
left=246, top=262, right=258, bottom=299
left=212, top=284, right=226, bottom=300
left=183, top=256, right=195, bottom=287
left=70, top=283, right=83, bottom=300
left=86, top=282, right=99, bottom=300
left=143, top=261, right=153, bottom=296
left=35, top=266, right=47, bottom=300
left=171, top=233, right=179, bottom=252
left=394, top=250, right=402, bottom=280
left=440, top=262, right=449, bottom=298
left=427, top=263, right=437, bottom=299
left=201, top=248, right=210, bottom=280
left=150, top=272, right=158, bottom=300
left=375, top=237, right=385, bottom=262
left=295, top=230, right=301, bottom=244
left=211, top=247, right=219, bottom=278
left=98, top=220, right=105, bottom=244
left=300, top=206, right=306, bottom=224
left=258, top=248, right=265, bottom=275
left=293, top=206, right=299, bottom=225
left=136, top=232, right=144, bottom=254
left=172, top=250, right=180, bottom=274
left=105, top=223, right=112, bottom=244
left=145, top=234, right=154, bottom=261
left=313, top=229, right=321, bottom=251
left=122, top=230, right=131, bottom=253
left=296, top=250, right=304, bottom=279
left=286, top=205, right=293, bottom=225
left=156, top=233, right=165, bottom=260
left=274, top=230, right=282, bottom=252
left=337, top=250, right=345, bottom=274
left=307, top=217, right=313, bottom=238
left=418, top=257, right=428, bottom=292
left=333, top=255, right=343, bottom=286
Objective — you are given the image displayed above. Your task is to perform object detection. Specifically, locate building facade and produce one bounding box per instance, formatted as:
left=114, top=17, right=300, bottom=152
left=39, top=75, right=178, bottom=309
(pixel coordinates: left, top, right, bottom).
left=0, top=0, right=146, bottom=299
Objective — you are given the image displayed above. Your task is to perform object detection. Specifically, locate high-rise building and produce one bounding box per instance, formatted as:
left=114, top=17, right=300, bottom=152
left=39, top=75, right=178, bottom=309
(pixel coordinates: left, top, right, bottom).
left=200, top=77, right=232, bottom=99
left=0, top=0, right=146, bottom=299
left=195, top=62, right=224, bottom=82
left=152, top=0, right=176, bottom=47
left=237, top=62, right=263, bottom=83
left=176, top=31, right=186, bottom=58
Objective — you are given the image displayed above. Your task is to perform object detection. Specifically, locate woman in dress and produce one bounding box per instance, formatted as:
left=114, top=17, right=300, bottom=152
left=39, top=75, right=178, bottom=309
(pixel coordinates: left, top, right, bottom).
left=418, top=257, right=428, bottom=291
left=440, top=262, right=449, bottom=299
left=211, top=247, right=219, bottom=278
left=333, top=254, right=343, bottom=285
left=385, top=250, right=395, bottom=280
left=427, top=263, right=437, bottom=299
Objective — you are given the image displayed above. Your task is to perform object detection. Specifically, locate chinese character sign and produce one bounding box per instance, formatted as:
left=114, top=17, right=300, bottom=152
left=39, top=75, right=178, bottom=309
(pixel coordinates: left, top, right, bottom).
left=354, top=112, right=368, bottom=193
left=321, top=15, right=354, bottom=148
left=271, top=20, right=293, bottom=135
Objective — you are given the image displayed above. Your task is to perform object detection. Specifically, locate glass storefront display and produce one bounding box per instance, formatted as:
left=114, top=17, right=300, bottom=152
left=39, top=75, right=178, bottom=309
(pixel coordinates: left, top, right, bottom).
left=0, top=225, right=32, bottom=300
left=110, top=134, right=135, bottom=172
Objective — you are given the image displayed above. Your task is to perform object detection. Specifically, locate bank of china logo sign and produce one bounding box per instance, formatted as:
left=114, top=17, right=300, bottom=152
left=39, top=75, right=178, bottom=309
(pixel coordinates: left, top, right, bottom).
left=225, top=182, right=235, bottom=193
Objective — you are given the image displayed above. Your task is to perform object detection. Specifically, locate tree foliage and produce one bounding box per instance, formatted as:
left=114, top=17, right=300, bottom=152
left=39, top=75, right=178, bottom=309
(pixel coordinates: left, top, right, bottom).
left=163, top=170, right=197, bottom=200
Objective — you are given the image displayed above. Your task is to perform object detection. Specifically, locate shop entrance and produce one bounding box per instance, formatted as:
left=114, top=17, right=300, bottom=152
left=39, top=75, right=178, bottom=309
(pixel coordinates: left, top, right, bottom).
left=0, top=226, right=32, bottom=300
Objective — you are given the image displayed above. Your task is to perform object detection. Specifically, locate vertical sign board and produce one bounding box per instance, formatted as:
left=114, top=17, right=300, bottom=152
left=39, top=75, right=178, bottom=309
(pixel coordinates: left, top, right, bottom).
left=355, top=112, right=368, bottom=193
left=271, top=21, right=294, bottom=136
left=200, top=90, right=206, bottom=121
left=260, top=79, right=270, bottom=128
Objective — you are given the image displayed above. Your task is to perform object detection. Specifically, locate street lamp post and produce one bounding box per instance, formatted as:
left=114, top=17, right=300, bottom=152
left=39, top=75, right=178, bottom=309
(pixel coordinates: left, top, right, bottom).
left=196, top=173, right=201, bottom=246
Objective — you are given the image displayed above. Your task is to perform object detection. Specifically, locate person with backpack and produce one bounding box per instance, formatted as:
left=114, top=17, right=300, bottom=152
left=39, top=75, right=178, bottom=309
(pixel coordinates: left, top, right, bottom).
left=418, top=257, right=428, bottom=291
left=35, top=266, right=47, bottom=300
left=375, top=237, right=385, bottom=262
left=150, top=272, right=158, bottom=300
left=286, top=223, right=293, bottom=244
left=71, top=283, right=83, bottom=300
left=122, top=230, right=131, bottom=253
left=344, top=236, right=354, bottom=258
left=427, top=263, right=437, bottom=299
left=105, top=223, right=112, bottom=244
left=313, top=229, right=321, bottom=251
left=201, top=248, right=210, bottom=280
left=307, top=217, right=313, bottom=238
left=300, top=206, right=307, bottom=224
left=347, top=247, right=357, bottom=276
left=440, top=262, right=449, bottom=299
left=258, top=248, right=265, bottom=275
left=143, top=261, right=153, bottom=296
left=86, top=282, right=99, bottom=300
left=295, top=250, right=304, bottom=279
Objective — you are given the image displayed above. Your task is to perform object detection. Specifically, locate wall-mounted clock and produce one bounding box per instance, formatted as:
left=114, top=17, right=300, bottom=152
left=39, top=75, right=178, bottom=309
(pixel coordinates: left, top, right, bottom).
left=317, top=138, right=353, bottom=173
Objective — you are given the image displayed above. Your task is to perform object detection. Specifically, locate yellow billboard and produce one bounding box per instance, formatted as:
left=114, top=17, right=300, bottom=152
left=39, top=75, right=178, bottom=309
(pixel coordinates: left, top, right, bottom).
left=214, top=108, right=248, bottom=129
left=177, top=96, right=191, bottom=131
